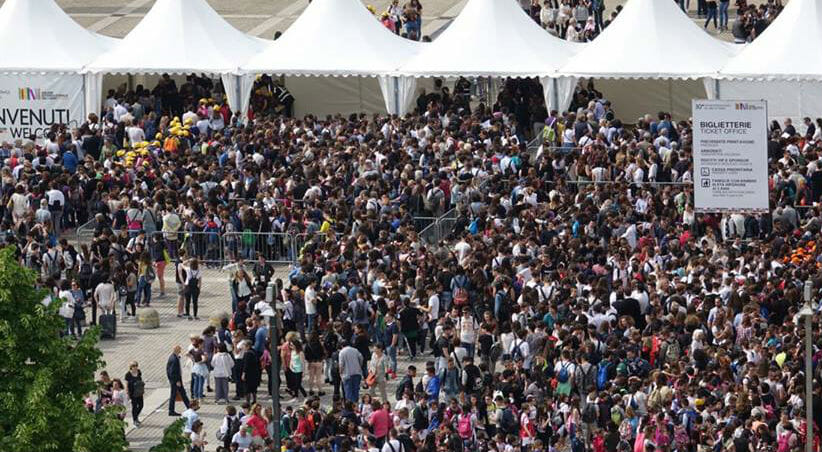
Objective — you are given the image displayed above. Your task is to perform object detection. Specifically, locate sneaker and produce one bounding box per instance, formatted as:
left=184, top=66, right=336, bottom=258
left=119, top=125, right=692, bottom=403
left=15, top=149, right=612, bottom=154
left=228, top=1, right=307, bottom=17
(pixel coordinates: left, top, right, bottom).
left=187, top=316, right=193, bottom=321
left=194, top=316, right=200, bottom=321
left=168, top=412, right=181, bottom=417
left=176, top=314, right=183, bottom=318
left=134, top=420, right=141, bottom=427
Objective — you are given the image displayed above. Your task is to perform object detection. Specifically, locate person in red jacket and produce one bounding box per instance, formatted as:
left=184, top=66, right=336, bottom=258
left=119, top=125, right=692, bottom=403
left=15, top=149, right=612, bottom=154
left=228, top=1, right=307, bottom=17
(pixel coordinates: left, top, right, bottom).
left=246, top=403, right=269, bottom=439
left=295, top=408, right=315, bottom=440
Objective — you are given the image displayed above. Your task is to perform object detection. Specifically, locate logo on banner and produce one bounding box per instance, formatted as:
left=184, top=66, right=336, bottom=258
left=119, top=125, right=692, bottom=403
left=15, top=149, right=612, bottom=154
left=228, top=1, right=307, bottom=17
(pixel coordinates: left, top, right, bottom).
left=19, top=88, right=40, bottom=101
left=17, top=87, right=68, bottom=102
left=735, top=103, right=764, bottom=111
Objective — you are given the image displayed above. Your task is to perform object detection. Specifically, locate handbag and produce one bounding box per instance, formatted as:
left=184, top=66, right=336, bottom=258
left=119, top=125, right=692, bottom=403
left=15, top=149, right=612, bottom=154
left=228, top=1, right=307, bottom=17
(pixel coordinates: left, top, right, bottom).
left=366, top=371, right=377, bottom=388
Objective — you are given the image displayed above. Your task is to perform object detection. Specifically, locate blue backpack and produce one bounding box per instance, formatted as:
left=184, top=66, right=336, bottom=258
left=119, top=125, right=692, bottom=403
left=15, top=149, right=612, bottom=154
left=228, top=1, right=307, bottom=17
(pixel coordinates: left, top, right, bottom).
left=597, top=361, right=610, bottom=390
left=557, top=362, right=571, bottom=384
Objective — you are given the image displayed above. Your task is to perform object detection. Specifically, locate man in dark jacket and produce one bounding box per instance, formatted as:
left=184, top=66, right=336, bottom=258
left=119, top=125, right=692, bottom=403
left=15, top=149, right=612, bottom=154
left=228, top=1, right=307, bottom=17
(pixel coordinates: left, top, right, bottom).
left=167, top=344, right=190, bottom=416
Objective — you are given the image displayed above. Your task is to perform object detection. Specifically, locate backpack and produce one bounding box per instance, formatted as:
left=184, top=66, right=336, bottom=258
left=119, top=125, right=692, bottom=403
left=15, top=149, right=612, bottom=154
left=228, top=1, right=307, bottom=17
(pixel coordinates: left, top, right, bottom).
left=79, top=261, right=93, bottom=280
left=131, top=379, right=145, bottom=398
left=145, top=265, right=156, bottom=283
left=777, top=431, right=794, bottom=452
left=580, top=363, right=597, bottom=392
left=453, top=276, right=469, bottom=305
left=596, top=361, right=610, bottom=390
left=457, top=414, right=473, bottom=439
left=582, top=402, right=598, bottom=424
left=353, top=299, right=368, bottom=323
left=396, top=375, right=412, bottom=401
left=500, top=407, right=518, bottom=434
left=665, top=340, right=681, bottom=363
left=511, top=340, right=525, bottom=361
left=557, top=362, right=571, bottom=384
left=219, top=414, right=241, bottom=442
left=571, top=436, right=585, bottom=452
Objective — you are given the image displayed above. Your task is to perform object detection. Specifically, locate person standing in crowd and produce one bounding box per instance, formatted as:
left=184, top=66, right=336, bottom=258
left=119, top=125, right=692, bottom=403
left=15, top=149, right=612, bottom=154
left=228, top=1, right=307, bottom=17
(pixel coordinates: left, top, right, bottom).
left=124, top=361, right=144, bottom=427
left=211, top=343, right=234, bottom=404
left=166, top=344, right=189, bottom=416
left=184, top=258, right=202, bottom=320
left=339, top=340, right=363, bottom=403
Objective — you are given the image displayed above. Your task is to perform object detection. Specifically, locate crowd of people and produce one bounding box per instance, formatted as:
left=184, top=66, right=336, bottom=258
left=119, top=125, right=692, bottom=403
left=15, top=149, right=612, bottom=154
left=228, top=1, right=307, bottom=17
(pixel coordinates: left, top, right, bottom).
left=2, top=2, right=822, bottom=452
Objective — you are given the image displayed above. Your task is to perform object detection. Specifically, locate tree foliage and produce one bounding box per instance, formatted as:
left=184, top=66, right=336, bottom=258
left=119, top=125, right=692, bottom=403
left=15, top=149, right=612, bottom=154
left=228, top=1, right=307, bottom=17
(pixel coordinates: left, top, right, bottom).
left=0, top=247, right=110, bottom=452
left=73, top=406, right=129, bottom=452
left=149, top=418, right=191, bottom=452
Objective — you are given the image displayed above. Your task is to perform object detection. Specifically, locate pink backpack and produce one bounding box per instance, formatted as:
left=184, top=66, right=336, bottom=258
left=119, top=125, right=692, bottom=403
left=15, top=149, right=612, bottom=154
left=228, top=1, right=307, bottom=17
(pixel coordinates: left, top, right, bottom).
left=778, top=431, right=793, bottom=452
left=458, top=414, right=473, bottom=439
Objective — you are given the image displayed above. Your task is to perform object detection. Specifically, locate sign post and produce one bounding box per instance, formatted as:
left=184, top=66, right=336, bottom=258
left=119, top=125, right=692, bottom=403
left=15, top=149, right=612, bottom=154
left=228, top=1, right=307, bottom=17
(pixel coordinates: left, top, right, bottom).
left=692, top=99, right=769, bottom=214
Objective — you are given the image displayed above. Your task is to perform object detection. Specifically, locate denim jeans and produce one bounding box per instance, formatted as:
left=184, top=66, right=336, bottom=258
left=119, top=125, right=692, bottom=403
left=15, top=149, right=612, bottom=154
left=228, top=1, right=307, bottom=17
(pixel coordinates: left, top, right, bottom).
left=386, top=345, right=398, bottom=374
left=342, top=374, right=362, bottom=403
left=719, top=1, right=729, bottom=28
left=135, top=276, right=151, bottom=306
left=306, top=313, right=317, bottom=335
left=192, top=374, right=205, bottom=399
left=461, top=341, right=475, bottom=359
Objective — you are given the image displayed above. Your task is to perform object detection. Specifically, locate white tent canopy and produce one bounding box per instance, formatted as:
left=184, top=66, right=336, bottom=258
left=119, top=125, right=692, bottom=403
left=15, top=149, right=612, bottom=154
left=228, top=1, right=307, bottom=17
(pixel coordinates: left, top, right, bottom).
left=720, top=0, right=822, bottom=81
left=240, top=0, right=423, bottom=116
left=717, top=0, right=822, bottom=124
left=559, top=0, right=740, bottom=118
left=0, top=0, right=115, bottom=74
left=396, top=0, right=582, bottom=112
left=84, top=0, right=264, bottom=115
left=561, top=0, right=737, bottom=79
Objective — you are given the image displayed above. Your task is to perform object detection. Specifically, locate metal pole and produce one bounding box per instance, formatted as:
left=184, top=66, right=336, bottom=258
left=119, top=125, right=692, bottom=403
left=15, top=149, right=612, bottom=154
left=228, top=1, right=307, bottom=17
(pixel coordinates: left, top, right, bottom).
left=393, top=76, right=401, bottom=116
left=806, top=312, right=813, bottom=452
left=804, top=280, right=814, bottom=452
left=265, top=284, right=281, bottom=452
left=552, top=77, right=560, bottom=112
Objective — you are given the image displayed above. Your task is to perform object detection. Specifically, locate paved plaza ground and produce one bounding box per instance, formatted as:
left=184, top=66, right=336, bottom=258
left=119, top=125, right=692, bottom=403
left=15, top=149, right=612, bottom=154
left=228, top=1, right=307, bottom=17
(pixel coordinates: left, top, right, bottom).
left=95, top=265, right=428, bottom=451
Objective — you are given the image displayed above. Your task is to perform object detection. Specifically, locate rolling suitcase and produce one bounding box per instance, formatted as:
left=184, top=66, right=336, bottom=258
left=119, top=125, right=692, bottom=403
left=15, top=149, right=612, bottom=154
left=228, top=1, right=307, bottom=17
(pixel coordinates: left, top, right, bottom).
left=100, top=314, right=116, bottom=339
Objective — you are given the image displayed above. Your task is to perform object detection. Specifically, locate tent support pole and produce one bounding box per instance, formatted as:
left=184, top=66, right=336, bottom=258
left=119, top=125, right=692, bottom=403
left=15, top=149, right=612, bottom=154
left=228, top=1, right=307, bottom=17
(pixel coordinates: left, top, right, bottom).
left=715, top=79, right=721, bottom=99
left=393, top=76, right=400, bottom=116
left=552, top=77, right=560, bottom=112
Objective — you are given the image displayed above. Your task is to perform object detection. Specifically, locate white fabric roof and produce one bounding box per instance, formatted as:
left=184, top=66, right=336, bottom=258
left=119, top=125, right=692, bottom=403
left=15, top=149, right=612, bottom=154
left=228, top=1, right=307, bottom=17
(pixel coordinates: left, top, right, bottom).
left=0, top=0, right=115, bottom=73
left=240, top=0, right=421, bottom=77
left=560, top=0, right=740, bottom=79
left=86, top=0, right=263, bottom=75
left=720, top=0, right=822, bottom=81
left=398, top=0, right=581, bottom=78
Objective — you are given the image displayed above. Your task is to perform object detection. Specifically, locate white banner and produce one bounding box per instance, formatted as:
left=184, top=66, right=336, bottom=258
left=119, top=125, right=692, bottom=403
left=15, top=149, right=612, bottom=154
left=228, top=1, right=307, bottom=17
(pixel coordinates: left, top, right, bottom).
left=692, top=99, right=769, bottom=213
left=0, top=74, right=84, bottom=142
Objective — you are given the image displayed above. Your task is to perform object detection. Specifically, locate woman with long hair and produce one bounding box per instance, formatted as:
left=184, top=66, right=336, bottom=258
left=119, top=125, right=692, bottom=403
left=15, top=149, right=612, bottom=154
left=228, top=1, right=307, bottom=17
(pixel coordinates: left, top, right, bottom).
left=184, top=258, right=201, bottom=320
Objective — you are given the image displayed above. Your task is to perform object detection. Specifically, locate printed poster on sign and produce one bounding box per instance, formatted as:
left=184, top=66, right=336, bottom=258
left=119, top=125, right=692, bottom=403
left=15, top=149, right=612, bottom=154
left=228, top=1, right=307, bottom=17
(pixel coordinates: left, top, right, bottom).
left=692, top=99, right=769, bottom=214
left=0, top=74, right=84, bottom=142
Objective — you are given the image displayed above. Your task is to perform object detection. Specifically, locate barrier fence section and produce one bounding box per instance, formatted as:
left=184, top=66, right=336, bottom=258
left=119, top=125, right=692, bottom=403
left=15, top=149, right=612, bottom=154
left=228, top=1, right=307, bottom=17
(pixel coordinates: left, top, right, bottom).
left=223, top=231, right=293, bottom=264
left=75, top=219, right=97, bottom=243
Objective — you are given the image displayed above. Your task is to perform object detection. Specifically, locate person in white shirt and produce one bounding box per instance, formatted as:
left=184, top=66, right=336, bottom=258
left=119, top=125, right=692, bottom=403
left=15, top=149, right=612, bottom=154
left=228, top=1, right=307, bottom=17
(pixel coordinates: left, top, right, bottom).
left=210, top=343, right=234, bottom=404
left=508, top=330, right=531, bottom=370
left=381, top=429, right=405, bottom=452
left=305, top=280, right=319, bottom=334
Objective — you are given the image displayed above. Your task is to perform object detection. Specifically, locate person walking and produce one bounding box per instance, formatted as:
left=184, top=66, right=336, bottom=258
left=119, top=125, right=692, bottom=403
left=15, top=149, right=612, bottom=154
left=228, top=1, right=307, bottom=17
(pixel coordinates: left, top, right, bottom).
left=704, top=0, right=718, bottom=29
left=166, top=344, right=190, bottom=416
left=240, top=340, right=261, bottom=404
left=288, top=339, right=308, bottom=399
left=211, top=343, right=234, bottom=404
left=125, top=361, right=145, bottom=427
left=368, top=343, right=388, bottom=403
left=719, top=0, right=730, bottom=30
left=339, top=340, right=364, bottom=403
